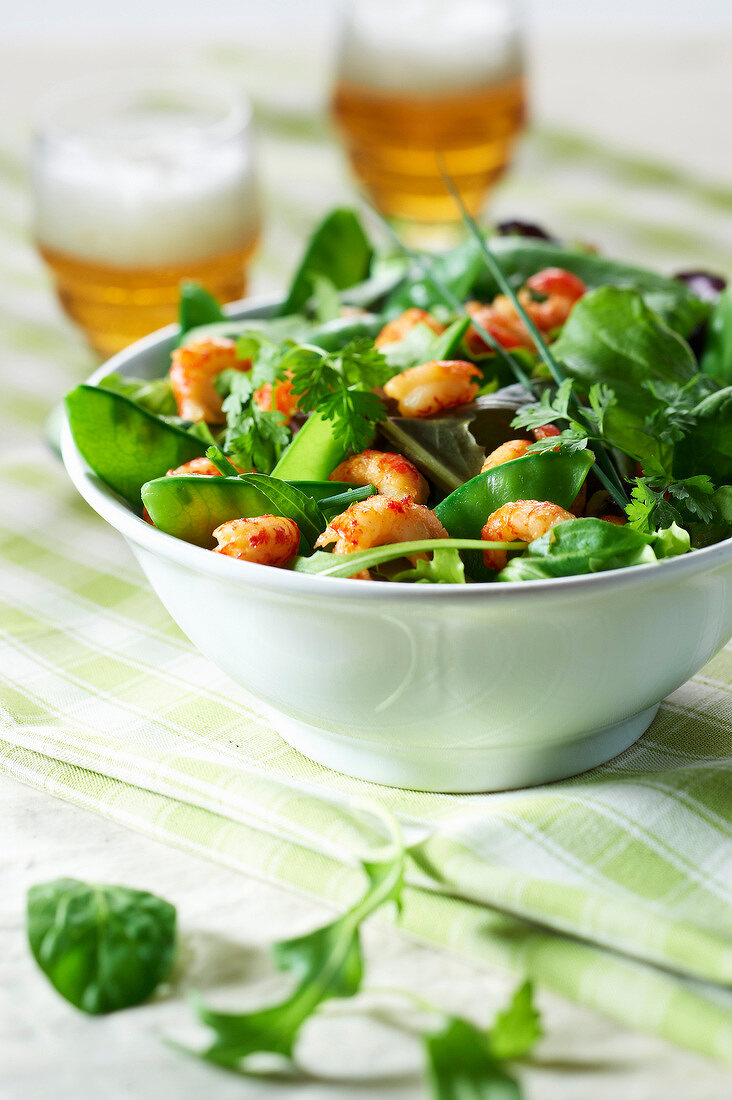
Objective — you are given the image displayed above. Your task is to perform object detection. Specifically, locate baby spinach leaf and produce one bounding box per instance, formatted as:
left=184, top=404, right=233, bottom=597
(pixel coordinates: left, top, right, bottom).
left=498, top=518, right=656, bottom=581
left=279, top=208, right=373, bottom=317
left=98, top=373, right=177, bottom=416
left=178, top=281, right=226, bottom=340
left=307, top=313, right=384, bottom=352
left=27, top=878, right=176, bottom=1015
left=386, top=237, right=486, bottom=313
left=700, top=288, right=732, bottom=384
left=425, top=1016, right=521, bottom=1100
left=339, top=255, right=410, bottom=310
left=190, top=846, right=404, bottom=1069
left=380, top=416, right=486, bottom=494
left=673, top=386, right=732, bottom=485
left=552, top=287, right=698, bottom=411
left=308, top=272, right=342, bottom=323
left=240, top=473, right=326, bottom=551
left=65, top=385, right=207, bottom=507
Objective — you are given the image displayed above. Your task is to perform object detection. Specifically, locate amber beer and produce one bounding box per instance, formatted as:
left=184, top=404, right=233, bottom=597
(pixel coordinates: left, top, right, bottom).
left=331, top=0, right=525, bottom=231
left=332, top=76, right=526, bottom=225
left=37, top=239, right=258, bottom=359
left=33, top=79, right=259, bottom=357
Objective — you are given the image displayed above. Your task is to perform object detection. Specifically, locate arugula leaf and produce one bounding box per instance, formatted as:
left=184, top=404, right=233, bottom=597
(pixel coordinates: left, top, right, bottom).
left=27, top=879, right=176, bottom=1015
left=292, top=538, right=517, bottom=579
left=190, top=846, right=405, bottom=1069
left=488, top=981, right=543, bottom=1061
left=392, top=547, right=466, bottom=584
left=425, top=1016, right=521, bottom=1100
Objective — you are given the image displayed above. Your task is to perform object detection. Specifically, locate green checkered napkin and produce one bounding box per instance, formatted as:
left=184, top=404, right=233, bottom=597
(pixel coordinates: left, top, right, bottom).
left=1, top=44, right=731, bottom=1062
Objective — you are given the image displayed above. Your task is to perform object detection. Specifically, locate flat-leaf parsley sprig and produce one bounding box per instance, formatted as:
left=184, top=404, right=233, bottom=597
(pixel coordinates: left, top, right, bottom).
left=290, top=337, right=393, bottom=454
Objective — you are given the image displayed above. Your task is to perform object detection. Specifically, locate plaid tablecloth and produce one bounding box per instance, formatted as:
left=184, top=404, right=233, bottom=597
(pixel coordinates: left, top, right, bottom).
left=1, top=43, right=731, bottom=1062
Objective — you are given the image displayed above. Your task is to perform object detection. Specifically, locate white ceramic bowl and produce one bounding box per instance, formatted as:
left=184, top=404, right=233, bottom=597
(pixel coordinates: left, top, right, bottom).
left=62, top=298, right=732, bottom=792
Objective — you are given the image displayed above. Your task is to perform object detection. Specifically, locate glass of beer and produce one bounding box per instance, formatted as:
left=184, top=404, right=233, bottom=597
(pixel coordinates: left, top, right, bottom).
left=32, top=76, right=260, bottom=357
left=331, top=0, right=526, bottom=244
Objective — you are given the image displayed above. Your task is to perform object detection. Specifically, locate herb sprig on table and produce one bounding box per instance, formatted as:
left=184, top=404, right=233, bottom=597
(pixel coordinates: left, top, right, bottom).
left=27, top=821, right=542, bottom=1096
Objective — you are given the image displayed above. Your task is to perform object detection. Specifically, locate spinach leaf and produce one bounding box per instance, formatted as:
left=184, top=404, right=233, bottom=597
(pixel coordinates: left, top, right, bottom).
left=700, top=288, right=732, bottom=384
left=98, top=373, right=177, bottom=416
left=387, top=236, right=707, bottom=336
left=498, top=518, right=657, bottom=581
left=279, top=208, right=373, bottom=317
left=340, top=255, right=410, bottom=310
left=190, top=846, right=404, bottom=1068
left=674, top=386, right=732, bottom=485
left=308, top=272, right=342, bottom=323
left=27, top=879, right=176, bottom=1015
left=380, top=416, right=486, bottom=494
left=240, top=473, right=326, bottom=551
left=178, top=281, right=226, bottom=339
left=552, top=286, right=698, bottom=410
left=425, top=1016, right=521, bottom=1100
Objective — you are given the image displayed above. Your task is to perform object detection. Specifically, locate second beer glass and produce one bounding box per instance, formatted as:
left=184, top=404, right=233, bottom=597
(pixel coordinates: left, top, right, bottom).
left=331, top=0, right=526, bottom=241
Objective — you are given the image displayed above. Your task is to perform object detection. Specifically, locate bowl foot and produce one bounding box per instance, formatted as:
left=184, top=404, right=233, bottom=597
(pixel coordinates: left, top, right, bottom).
left=265, top=704, right=660, bottom=793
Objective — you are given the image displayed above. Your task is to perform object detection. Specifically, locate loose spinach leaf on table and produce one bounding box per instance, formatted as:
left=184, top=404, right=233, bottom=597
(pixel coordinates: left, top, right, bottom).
left=188, top=846, right=405, bottom=1069
left=278, top=208, right=373, bottom=317
left=27, top=879, right=176, bottom=1015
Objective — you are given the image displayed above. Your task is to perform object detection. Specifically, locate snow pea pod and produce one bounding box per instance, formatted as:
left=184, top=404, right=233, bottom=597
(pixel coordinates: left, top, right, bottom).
left=65, top=385, right=207, bottom=508
left=141, top=476, right=361, bottom=548
left=435, top=451, right=594, bottom=540
left=307, top=314, right=383, bottom=352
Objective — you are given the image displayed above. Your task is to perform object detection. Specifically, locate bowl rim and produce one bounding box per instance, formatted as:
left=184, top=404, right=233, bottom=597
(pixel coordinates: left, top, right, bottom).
left=61, top=294, right=732, bottom=603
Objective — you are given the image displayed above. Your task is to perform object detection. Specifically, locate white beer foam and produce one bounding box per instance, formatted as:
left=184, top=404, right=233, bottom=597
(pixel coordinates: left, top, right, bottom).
left=337, top=0, right=522, bottom=94
left=34, top=121, right=258, bottom=268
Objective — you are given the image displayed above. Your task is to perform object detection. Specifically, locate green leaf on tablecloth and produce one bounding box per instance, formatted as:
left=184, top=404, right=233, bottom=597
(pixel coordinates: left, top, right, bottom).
left=27, top=879, right=176, bottom=1014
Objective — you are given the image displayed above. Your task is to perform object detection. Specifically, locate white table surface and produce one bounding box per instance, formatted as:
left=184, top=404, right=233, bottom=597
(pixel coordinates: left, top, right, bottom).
left=3, top=26, right=731, bottom=1099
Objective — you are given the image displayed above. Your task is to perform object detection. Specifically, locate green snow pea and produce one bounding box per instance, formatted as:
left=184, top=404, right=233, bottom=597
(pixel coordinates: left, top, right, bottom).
left=141, top=476, right=363, bottom=548
left=435, top=450, right=594, bottom=579
left=307, top=314, right=384, bottom=352
left=65, top=385, right=207, bottom=508
left=435, top=451, right=594, bottom=540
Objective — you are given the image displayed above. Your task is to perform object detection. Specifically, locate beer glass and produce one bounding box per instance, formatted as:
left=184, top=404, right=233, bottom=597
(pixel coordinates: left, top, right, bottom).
left=331, top=0, right=526, bottom=242
left=32, top=77, right=260, bottom=357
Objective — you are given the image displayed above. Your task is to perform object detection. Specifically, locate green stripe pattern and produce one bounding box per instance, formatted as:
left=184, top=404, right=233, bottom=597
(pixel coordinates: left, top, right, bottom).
left=1, top=45, right=731, bottom=1063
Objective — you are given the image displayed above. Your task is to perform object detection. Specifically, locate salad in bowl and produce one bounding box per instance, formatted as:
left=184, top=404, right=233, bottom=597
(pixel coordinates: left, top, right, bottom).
left=62, top=209, right=732, bottom=791
left=65, top=208, right=731, bottom=585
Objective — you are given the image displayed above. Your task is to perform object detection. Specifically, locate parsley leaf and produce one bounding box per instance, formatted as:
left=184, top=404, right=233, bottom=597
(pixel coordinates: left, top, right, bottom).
left=290, top=338, right=390, bottom=455
left=626, top=474, right=716, bottom=532
left=510, top=378, right=574, bottom=432
left=215, top=338, right=292, bottom=474
left=488, top=981, right=543, bottom=1061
